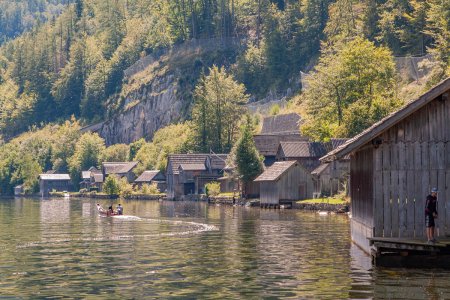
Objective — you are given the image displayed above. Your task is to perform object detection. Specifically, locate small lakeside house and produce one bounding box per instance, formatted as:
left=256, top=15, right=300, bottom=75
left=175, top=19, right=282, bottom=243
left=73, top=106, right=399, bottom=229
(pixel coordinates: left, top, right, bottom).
left=166, top=154, right=228, bottom=200
left=311, top=139, right=350, bottom=197
left=135, top=170, right=166, bottom=192
left=321, top=77, right=450, bottom=254
left=102, top=162, right=138, bottom=183
left=275, top=141, right=327, bottom=172
left=254, top=160, right=313, bottom=205
left=80, top=166, right=101, bottom=190
left=254, top=113, right=308, bottom=166
left=39, top=174, right=71, bottom=196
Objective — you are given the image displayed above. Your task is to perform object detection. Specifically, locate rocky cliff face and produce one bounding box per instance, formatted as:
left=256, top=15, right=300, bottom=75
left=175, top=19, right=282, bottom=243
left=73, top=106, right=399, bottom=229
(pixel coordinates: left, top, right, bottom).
left=98, top=72, right=187, bottom=145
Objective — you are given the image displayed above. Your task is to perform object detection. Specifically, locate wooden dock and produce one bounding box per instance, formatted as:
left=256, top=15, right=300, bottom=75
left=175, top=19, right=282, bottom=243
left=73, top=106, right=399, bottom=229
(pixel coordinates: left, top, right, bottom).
left=369, top=237, right=450, bottom=268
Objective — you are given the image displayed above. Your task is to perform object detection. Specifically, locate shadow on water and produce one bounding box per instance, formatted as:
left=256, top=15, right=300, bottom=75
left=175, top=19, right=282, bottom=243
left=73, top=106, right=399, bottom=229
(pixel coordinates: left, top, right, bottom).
left=1, top=198, right=450, bottom=298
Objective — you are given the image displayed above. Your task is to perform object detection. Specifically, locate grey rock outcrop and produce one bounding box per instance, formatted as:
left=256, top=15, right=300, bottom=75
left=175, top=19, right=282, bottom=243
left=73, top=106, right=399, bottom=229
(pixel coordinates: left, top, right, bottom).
left=98, top=73, right=187, bottom=145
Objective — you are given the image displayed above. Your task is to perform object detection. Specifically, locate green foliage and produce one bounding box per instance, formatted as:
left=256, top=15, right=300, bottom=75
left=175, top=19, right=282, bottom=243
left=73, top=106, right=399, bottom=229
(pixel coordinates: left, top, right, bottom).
left=269, top=104, right=280, bottom=116
left=103, top=175, right=120, bottom=196
left=134, top=122, right=194, bottom=174
left=101, top=144, right=130, bottom=162
left=301, top=37, right=402, bottom=140
left=192, top=65, right=249, bottom=153
left=233, top=116, right=263, bottom=184
left=140, top=182, right=160, bottom=195
left=118, top=177, right=133, bottom=197
left=129, top=138, right=146, bottom=161
left=68, top=132, right=106, bottom=188
left=205, top=182, right=221, bottom=197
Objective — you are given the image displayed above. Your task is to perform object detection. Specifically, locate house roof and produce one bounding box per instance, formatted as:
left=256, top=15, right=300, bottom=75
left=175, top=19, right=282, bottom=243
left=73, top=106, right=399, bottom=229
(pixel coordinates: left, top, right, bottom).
left=278, top=141, right=327, bottom=158
left=167, top=154, right=228, bottom=174
left=93, top=173, right=104, bottom=183
left=39, top=174, right=71, bottom=181
left=82, top=171, right=91, bottom=180
left=135, top=170, right=165, bottom=182
left=254, top=133, right=307, bottom=156
left=209, top=154, right=228, bottom=170
left=254, top=160, right=298, bottom=182
left=260, top=113, right=301, bottom=134
left=167, top=154, right=209, bottom=174
left=102, top=162, right=138, bottom=174
left=322, top=77, right=450, bottom=162
left=311, top=163, right=330, bottom=176
left=179, top=163, right=207, bottom=171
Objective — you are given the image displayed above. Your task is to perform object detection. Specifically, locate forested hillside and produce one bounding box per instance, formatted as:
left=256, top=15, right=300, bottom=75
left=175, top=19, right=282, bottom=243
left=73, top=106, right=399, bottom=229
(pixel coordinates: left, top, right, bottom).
left=0, top=0, right=449, bottom=194
left=0, top=0, right=68, bottom=44
left=0, top=0, right=448, bottom=140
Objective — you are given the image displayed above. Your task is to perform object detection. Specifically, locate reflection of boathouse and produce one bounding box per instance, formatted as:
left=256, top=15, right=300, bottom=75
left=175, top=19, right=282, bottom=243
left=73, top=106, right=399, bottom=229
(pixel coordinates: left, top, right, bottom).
left=322, top=78, right=450, bottom=266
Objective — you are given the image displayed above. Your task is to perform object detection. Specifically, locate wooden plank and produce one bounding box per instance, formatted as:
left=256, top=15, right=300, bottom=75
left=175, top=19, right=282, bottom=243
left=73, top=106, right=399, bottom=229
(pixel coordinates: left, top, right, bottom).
left=446, top=170, right=450, bottom=234
left=414, top=142, right=425, bottom=237
left=398, top=142, right=407, bottom=237
left=383, top=162, right=392, bottom=237
left=438, top=169, right=446, bottom=237
left=391, top=169, right=400, bottom=237
left=373, top=147, right=383, bottom=236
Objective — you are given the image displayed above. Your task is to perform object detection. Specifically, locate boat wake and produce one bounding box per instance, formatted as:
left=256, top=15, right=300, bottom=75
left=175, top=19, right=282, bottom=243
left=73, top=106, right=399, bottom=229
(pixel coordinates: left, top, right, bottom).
left=17, top=218, right=218, bottom=249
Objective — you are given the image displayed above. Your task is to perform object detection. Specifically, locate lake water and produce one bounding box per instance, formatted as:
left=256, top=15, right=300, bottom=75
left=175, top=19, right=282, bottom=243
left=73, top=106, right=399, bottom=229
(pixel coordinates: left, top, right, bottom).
left=1, top=198, right=449, bottom=299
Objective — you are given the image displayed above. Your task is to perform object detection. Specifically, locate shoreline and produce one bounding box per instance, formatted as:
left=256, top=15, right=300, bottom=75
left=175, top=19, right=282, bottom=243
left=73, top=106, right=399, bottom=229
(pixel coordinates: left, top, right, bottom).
left=15, top=193, right=349, bottom=213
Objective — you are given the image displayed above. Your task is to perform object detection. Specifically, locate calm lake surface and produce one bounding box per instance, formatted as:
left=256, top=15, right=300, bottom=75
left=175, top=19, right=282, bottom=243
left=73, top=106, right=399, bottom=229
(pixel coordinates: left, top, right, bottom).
left=1, top=198, right=449, bottom=299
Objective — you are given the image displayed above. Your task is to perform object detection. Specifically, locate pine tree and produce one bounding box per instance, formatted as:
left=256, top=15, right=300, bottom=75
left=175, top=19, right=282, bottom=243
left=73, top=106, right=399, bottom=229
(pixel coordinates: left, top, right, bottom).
left=233, top=115, right=263, bottom=194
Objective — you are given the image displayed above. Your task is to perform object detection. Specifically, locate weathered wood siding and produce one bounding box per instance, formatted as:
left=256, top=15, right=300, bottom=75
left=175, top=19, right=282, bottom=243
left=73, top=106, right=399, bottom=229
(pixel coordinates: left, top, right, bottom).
left=260, top=163, right=313, bottom=204
left=361, top=95, right=450, bottom=239
left=260, top=183, right=279, bottom=204
left=351, top=147, right=374, bottom=227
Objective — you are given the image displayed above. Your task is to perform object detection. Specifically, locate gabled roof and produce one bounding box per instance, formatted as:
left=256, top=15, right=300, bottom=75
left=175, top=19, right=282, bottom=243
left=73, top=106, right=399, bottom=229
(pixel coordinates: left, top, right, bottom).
left=167, top=154, right=228, bottom=174
left=254, top=160, right=298, bottom=182
left=254, top=133, right=307, bottom=156
left=322, top=77, right=450, bottom=162
left=277, top=141, right=327, bottom=158
left=179, top=163, right=207, bottom=171
left=102, top=162, right=138, bottom=174
left=311, top=163, right=329, bottom=176
left=167, top=154, right=209, bottom=174
left=135, top=170, right=165, bottom=183
left=39, top=174, right=71, bottom=181
left=209, top=154, right=228, bottom=170
left=260, top=113, right=301, bottom=134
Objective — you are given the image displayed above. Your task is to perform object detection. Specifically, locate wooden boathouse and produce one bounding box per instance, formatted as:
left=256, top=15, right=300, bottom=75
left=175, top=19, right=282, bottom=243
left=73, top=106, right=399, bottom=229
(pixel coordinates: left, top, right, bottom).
left=254, top=160, right=313, bottom=206
left=322, top=78, right=450, bottom=266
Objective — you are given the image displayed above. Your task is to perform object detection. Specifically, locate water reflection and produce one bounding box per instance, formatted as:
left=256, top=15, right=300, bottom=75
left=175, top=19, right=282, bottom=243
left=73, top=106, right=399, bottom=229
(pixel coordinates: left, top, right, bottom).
left=1, top=198, right=450, bottom=298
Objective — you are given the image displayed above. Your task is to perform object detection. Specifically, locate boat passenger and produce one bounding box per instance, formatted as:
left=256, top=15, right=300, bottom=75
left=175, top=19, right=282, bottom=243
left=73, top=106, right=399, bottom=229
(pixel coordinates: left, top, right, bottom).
left=108, top=205, right=114, bottom=216
left=117, top=204, right=123, bottom=215
left=96, top=203, right=106, bottom=213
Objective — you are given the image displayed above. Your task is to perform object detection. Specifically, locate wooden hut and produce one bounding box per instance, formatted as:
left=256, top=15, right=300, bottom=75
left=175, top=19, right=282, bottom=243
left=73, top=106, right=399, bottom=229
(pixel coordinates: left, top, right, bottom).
left=322, top=78, right=450, bottom=254
left=134, top=170, right=166, bottom=191
left=275, top=141, right=327, bottom=171
left=254, top=160, right=313, bottom=206
left=254, top=113, right=308, bottom=166
left=166, top=154, right=228, bottom=199
left=39, top=174, right=71, bottom=196
left=102, top=162, right=138, bottom=183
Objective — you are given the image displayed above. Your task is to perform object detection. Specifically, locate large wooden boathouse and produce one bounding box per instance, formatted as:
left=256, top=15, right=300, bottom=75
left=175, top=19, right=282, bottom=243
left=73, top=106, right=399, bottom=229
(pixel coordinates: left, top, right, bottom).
left=322, top=78, right=450, bottom=265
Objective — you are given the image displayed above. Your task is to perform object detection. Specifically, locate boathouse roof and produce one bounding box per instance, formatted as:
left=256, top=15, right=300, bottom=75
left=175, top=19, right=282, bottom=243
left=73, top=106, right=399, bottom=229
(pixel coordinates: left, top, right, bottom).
left=254, top=160, right=297, bottom=182
left=322, top=77, right=450, bottom=162
left=277, top=141, right=327, bottom=158
left=179, top=163, right=207, bottom=171
left=167, top=154, right=228, bottom=174
left=135, top=170, right=165, bottom=183
left=260, top=113, right=301, bottom=134
left=311, top=163, right=329, bottom=176
left=39, top=174, right=71, bottom=181
left=102, top=162, right=138, bottom=174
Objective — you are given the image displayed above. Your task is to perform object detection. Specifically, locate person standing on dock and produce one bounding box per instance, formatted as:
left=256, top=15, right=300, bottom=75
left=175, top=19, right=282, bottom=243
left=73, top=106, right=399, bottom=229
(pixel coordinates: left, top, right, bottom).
left=425, top=188, right=438, bottom=243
